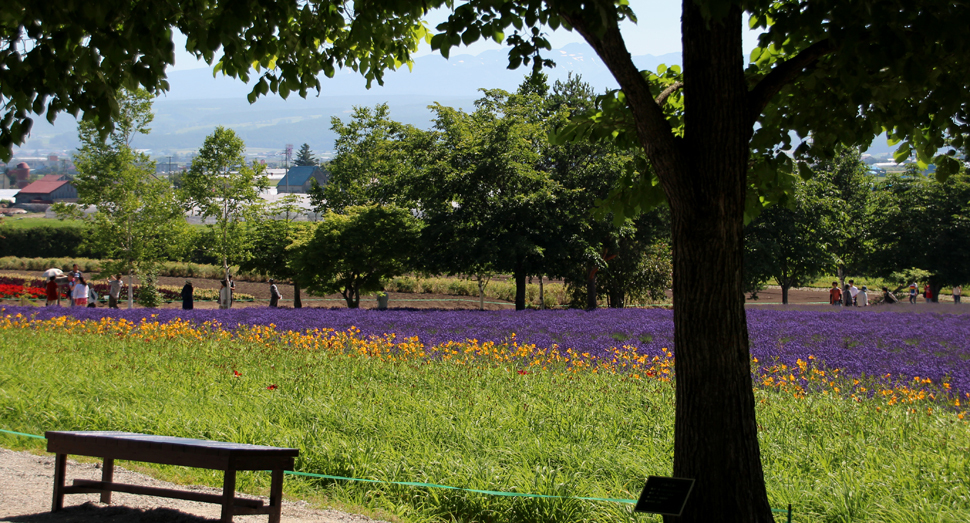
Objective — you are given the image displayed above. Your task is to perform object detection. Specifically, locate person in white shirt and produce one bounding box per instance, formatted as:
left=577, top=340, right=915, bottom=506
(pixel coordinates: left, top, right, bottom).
left=953, top=285, right=962, bottom=304
left=857, top=286, right=868, bottom=306
left=219, top=280, right=231, bottom=309
left=72, top=277, right=89, bottom=307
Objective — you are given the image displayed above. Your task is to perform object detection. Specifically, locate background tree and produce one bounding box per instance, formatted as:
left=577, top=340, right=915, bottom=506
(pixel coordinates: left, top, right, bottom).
left=294, top=143, right=318, bottom=167
left=869, top=169, right=970, bottom=301
left=744, top=179, right=832, bottom=304
left=290, top=205, right=421, bottom=308
left=804, top=147, right=876, bottom=288
left=179, top=127, right=268, bottom=282
left=415, top=82, right=558, bottom=310
left=308, top=104, right=417, bottom=214
left=55, top=88, right=188, bottom=309
left=239, top=195, right=312, bottom=308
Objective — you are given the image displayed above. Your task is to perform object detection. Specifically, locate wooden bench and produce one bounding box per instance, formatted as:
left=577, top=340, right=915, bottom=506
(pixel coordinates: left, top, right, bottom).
left=46, top=431, right=299, bottom=523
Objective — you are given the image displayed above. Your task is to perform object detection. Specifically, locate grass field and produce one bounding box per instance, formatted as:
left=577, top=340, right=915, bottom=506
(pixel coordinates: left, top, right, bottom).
left=0, top=307, right=968, bottom=522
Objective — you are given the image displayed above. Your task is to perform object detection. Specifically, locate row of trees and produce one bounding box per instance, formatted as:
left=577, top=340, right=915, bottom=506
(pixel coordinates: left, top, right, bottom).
left=304, top=72, right=672, bottom=309
left=59, top=80, right=674, bottom=310
left=745, top=147, right=970, bottom=303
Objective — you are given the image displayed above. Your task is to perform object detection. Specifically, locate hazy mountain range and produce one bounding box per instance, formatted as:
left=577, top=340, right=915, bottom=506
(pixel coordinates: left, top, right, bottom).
left=15, top=43, right=895, bottom=157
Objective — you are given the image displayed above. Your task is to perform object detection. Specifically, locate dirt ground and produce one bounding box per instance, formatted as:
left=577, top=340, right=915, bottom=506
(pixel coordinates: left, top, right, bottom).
left=2, top=269, right=963, bottom=311
left=0, top=448, right=386, bottom=523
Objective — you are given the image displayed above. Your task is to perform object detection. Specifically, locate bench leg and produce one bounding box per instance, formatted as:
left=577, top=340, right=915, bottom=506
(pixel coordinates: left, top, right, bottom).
left=51, top=453, right=67, bottom=512
left=268, top=468, right=284, bottom=523
left=100, top=458, right=114, bottom=504
left=220, top=467, right=236, bottom=523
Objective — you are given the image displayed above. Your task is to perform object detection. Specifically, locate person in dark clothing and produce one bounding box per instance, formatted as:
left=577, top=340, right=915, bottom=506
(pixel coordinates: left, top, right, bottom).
left=269, top=279, right=282, bottom=308
left=45, top=277, right=60, bottom=306
left=882, top=287, right=899, bottom=304
left=181, top=280, right=194, bottom=310
left=843, top=284, right=852, bottom=307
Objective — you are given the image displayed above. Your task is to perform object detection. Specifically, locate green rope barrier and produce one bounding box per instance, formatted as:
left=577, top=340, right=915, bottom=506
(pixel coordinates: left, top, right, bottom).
left=0, top=427, right=794, bottom=521
left=0, top=428, right=47, bottom=440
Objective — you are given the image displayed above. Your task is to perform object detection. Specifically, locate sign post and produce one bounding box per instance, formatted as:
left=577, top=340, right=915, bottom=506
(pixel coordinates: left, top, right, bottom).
left=633, top=476, right=695, bottom=517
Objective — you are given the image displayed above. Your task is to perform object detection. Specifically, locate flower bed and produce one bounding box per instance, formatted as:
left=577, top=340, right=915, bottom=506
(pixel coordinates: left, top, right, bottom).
left=2, top=306, right=968, bottom=402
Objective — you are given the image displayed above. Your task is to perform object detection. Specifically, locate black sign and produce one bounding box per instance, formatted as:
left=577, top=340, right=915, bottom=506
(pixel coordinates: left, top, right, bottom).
left=633, top=476, right=695, bottom=516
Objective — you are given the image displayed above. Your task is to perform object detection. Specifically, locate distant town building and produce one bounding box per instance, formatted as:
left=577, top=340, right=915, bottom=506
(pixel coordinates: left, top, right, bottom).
left=14, top=178, right=78, bottom=205
left=9, top=162, right=30, bottom=189
left=276, top=166, right=329, bottom=194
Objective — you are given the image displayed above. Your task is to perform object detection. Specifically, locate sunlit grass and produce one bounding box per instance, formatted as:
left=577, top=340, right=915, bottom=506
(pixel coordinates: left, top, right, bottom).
left=0, top=313, right=967, bottom=522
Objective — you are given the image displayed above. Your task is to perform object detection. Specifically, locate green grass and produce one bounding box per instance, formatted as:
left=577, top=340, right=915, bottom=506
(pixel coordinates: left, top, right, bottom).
left=0, top=215, right=86, bottom=230
left=0, top=324, right=967, bottom=522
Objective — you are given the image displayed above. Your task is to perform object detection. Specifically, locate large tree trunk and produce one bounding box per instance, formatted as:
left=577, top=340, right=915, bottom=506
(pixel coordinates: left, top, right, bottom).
left=781, top=284, right=790, bottom=305
left=514, top=261, right=526, bottom=310
left=586, top=265, right=598, bottom=310
left=660, top=4, right=773, bottom=522
left=293, top=283, right=302, bottom=308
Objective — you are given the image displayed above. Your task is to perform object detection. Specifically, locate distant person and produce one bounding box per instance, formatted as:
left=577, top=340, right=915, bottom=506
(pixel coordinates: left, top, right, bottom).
left=954, top=285, right=962, bottom=304
left=857, top=286, right=868, bottom=307
left=909, top=283, right=918, bottom=304
left=924, top=283, right=933, bottom=303
left=108, top=274, right=122, bottom=309
left=219, top=280, right=231, bottom=309
left=67, top=275, right=76, bottom=307
left=181, top=280, right=194, bottom=310
left=882, top=287, right=899, bottom=304
left=87, top=284, right=98, bottom=308
left=843, top=284, right=852, bottom=307
left=227, top=274, right=235, bottom=308
left=269, top=279, right=282, bottom=308
left=72, top=277, right=89, bottom=307
left=45, top=276, right=59, bottom=306
left=829, top=282, right=842, bottom=306
left=849, top=279, right=859, bottom=306
left=71, top=263, right=82, bottom=281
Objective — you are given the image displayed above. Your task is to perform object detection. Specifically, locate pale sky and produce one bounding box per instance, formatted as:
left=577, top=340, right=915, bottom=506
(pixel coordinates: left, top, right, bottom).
left=170, top=1, right=761, bottom=71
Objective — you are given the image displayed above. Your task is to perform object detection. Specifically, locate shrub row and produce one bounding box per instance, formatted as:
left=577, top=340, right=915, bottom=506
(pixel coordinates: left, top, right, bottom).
left=0, top=257, right=264, bottom=282
left=384, top=275, right=566, bottom=308
left=0, top=274, right=254, bottom=302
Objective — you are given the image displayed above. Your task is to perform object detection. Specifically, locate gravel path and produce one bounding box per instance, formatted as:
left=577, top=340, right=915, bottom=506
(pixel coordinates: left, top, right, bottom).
left=0, top=448, right=387, bottom=523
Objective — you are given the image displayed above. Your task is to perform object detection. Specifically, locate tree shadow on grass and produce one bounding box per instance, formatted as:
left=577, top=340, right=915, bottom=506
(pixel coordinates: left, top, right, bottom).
left=1, top=502, right=216, bottom=523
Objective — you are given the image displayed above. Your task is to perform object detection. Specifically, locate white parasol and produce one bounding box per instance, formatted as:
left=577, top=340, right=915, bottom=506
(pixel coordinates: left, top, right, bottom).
left=41, top=268, right=65, bottom=278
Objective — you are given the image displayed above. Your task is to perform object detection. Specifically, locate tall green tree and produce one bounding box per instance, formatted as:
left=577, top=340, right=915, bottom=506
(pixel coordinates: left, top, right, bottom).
left=239, top=195, right=312, bottom=308
left=56, top=88, right=188, bottom=309
left=179, top=127, right=268, bottom=282
left=744, top=179, right=833, bottom=304
left=290, top=205, right=421, bottom=308
left=308, top=104, right=416, bottom=214
left=15, top=2, right=970, bottom=519
left=294, top=143, right=318, bottom=167
left=869, top=169, right=970, bottom=300
left=416, top=83, right=559, bottom=310
left=805, top=147, right=876, bottom=288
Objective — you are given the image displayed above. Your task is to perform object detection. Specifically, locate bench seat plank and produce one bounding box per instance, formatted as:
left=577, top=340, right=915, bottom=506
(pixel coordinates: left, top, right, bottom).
left=45, top=431, right=297, bottom=523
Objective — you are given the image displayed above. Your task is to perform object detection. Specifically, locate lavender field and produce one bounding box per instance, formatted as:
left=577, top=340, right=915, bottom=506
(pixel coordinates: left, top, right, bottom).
left=6, top=305, right=969, bottom=396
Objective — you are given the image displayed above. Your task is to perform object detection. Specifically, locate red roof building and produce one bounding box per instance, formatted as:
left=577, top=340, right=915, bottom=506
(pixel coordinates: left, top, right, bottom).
left=14, top=179, right=78, bottom=204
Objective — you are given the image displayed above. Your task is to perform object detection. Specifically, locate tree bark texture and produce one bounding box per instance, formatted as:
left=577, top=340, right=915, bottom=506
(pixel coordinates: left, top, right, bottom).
left=661, top=4, right=773, bottom=522
left=781, top=285, right=790, bottom=305
left=514, top=262, right=526, bottom=310
left=294, top=284, right=302, bottom=309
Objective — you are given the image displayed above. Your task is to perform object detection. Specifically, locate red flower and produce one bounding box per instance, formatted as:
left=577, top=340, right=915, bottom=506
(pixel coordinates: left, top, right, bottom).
left=233, top=370, right=241, bottom=377
left=266, top=384, right=278, bottom=391
left=517, top=370, right=528, bottom=375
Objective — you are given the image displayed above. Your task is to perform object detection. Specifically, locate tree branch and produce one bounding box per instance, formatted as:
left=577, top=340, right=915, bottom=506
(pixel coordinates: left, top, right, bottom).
left=655, top=81, right=684, bottom=106
left=559, top=7, right=684, bottom=175
left=747, top=38, right=838, bottom=119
